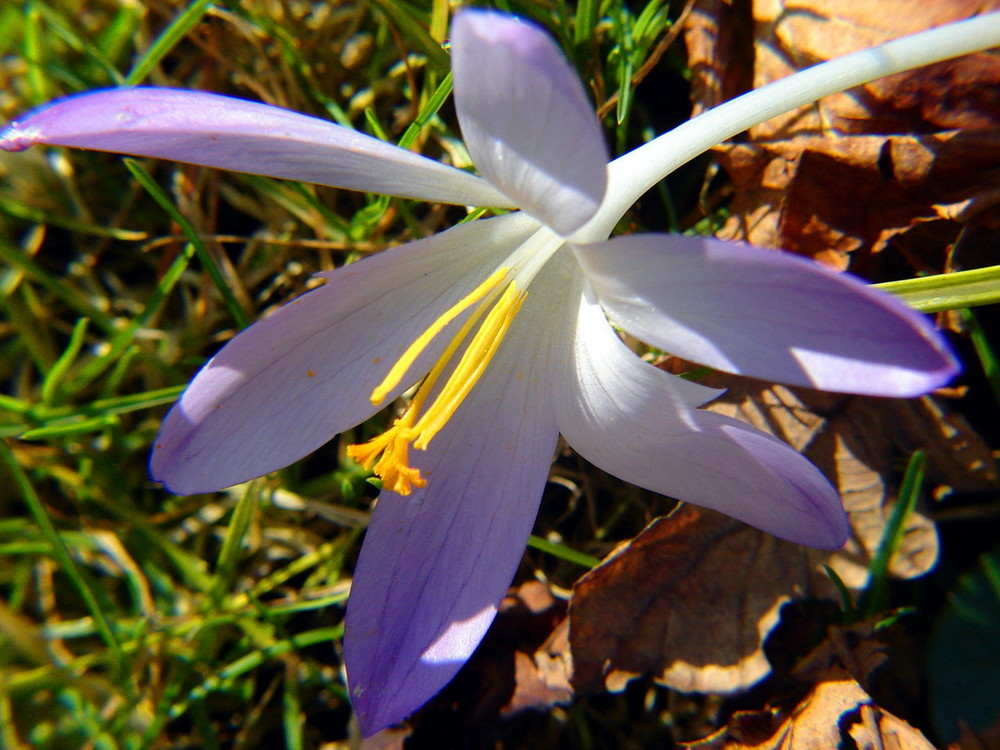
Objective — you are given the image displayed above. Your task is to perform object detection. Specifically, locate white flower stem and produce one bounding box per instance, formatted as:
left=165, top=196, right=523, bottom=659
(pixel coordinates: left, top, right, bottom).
left=572, top=11, right=1000, bottom=243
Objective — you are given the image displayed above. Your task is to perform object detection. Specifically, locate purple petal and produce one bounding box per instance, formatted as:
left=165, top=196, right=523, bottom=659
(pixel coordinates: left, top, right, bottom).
left=574, top=234, right=959, bottom=396
left=0, top=88, right=513, bottom=208
left=343, top=270, right=566, bottom=735
left=556, top=285, right=849, bottom=548
left=451, top=11, right=608, bottom=236
left=152, top=213, right=539, bottom=494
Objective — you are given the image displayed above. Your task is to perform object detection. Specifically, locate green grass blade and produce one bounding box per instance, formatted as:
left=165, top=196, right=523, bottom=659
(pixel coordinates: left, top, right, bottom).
left=22, top=1, right=50, bottom=104
left=823, top=563, right=858, bottom=622
left=0, top=439, right=130, bottom=686
left=875, top=264, right=1000, bottom=312
left=283, top=664, right=305, bottom=750
left=397, top=71, right=453, bottom=150
left=124, top=0, right=212, bottom=86
left=860, top=450, right=926, bottom=618
left=123, top=159, right=251, bottom=329
left=0, top=198, right=148, bottom=241
left=528, top=534, right=602, bottom=569
left=19, top=414, right=119, bottom=440
left=96, top=4, right=142, bottom=66
left=14, top=385, right=185, bottom=440
left=961, top=308, right=1000, bottom=407
left=574, top=0, right=599, bottom=47
left=367, top=0, right=450, bottom=71
left=29, top=1, right=125, bottom=85
left=210, top=484, right=259, bottom=605
left=0, top=239, right=116, bottom=333
left=40, top=317, right=89, bottom=406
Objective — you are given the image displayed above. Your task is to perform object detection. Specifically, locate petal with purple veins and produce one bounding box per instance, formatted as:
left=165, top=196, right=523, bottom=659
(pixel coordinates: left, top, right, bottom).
left=153, top=212, right=539, bottom=494
left=343, top=260, right=569, bottom=735
left=575, top=234, right=959, bottom=397
left=555, top=284, right=849, bottom=549
left=0, top=87, right=514, bottom=208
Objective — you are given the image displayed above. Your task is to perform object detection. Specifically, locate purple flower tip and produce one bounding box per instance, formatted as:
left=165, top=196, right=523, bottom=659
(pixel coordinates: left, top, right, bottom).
left=0, top=121, right=37, bottom=152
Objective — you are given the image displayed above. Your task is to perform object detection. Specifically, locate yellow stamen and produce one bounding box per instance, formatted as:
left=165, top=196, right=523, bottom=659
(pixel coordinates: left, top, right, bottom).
left=368, top=267, right=510, bottom=406
left=346, top=275, right=527, bottom=495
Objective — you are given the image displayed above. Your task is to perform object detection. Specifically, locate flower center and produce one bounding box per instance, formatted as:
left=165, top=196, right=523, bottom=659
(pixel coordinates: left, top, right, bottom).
left=346, top=267, right=526, bottom=495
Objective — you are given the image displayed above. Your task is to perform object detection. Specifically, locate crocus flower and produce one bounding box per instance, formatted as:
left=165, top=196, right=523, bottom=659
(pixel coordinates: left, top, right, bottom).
left=3, top=9, right=996, bottom=735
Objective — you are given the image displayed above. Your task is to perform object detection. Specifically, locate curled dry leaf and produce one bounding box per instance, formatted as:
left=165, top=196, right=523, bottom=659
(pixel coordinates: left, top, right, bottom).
left=745, top=0, right=1000, bottom=139
left=683, top=668, right=937, bottom=750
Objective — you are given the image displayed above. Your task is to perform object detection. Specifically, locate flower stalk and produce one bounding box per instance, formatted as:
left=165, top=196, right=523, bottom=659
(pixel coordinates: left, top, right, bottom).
left=576, top=11, right=1000, bottom=243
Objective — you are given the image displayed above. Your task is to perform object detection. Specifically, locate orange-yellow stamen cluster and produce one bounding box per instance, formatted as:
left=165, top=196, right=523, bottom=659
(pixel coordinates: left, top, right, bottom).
left=346, top=268, right=526, bottom=495
left=345, top=415, right=424, bottom=495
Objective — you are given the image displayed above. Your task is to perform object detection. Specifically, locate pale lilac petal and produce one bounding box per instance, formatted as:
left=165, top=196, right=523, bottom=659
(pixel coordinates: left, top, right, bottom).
left=344, top=261, right=569, bottom=735
left=152, top=213, right=539, bottom=494
left=0, top=88, right=514, bottom=208
left=556, top=285, right=849, bottom=548
left=575, top=234, right=959, bottom=396
left=451, top=11, right=608, bottom=236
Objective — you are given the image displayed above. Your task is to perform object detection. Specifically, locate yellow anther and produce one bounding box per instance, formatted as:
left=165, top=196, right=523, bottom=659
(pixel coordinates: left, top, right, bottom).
left=368, top=267, right=510, bottom=406
left=346, top=419, right=426, bottom=495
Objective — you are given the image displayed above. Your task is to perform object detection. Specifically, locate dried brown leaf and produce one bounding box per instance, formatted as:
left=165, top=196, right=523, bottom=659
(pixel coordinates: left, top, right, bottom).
left=566, top=370, right=996, bottom=697
left=849, top=704, right=939, bottom=750
left=685, top=0, right=1000, bottom=277
left=685, top=0, right=1000, bottom=138
left=949, top=719, right=1000, bottom=750
left=569, top=505, right=836, bottom=695
left=358, top=725, right=411, bottom=750
left=403, top=580, right=567, bottom=740
left=714, top=131, right=1000, bottom=268
left=698, top=374, right=997, bottom=585
left=683, top=0, right=755, bottom=113
left=683, top=668, right=937, bottom=750
left=504, top=618, right=574, bottom=715
left=568, top=0, right=1000, bottom=708
left=748, top=0, right=1000, bottom=139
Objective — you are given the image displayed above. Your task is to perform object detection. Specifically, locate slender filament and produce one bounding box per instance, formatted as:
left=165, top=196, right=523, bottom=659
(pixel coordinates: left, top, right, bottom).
left=368, top=267, right=510, bottom=405
left=347, top=272, right=527, bottom=495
